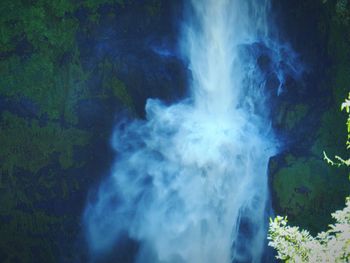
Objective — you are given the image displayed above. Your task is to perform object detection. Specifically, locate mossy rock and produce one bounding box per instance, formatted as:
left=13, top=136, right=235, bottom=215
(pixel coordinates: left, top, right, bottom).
left=311, top=107, right=348, bottom=156
left=275, top=103, right=309, bottom=131
left=0, top=111, right=91, bottom=176
left=270, top=153, right=349, bottom=233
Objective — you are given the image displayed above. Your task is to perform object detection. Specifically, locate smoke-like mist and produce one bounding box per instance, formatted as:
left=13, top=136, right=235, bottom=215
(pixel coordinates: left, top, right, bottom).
left=84, top=0, right=300, bottom=262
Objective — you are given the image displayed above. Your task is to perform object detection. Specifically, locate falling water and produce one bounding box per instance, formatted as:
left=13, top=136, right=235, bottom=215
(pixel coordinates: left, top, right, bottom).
left=84, top=0, right=296, bottom=262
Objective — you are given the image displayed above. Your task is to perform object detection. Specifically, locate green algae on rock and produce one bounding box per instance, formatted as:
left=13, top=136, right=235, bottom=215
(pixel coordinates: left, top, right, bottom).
left=271, top=155, right=348, bottom=233
left=275, top=103, right=309, bottom=131
left=270, top=0, right=350, bottom=234
left=0, top=112, right=90, bottom=174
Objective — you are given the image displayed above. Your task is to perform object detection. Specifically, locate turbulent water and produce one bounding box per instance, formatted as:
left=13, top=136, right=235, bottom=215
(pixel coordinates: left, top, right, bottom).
left=84, top=0, right=300, bottom=262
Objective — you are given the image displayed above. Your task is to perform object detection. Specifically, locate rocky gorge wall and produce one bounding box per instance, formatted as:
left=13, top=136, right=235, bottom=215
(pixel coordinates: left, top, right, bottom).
left=0, top=0, right=349, bottom=262
left=268, top=0, right=350, bottom=234
left=0, top=1, right=185, bottom=262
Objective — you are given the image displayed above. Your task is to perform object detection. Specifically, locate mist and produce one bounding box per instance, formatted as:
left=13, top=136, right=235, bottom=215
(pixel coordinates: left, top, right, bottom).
left=84, top=0, right=301, bottom=262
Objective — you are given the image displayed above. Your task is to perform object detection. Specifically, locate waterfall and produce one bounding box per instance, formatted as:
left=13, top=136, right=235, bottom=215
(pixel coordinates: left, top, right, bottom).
left=84, top=0, right=294, bottom=262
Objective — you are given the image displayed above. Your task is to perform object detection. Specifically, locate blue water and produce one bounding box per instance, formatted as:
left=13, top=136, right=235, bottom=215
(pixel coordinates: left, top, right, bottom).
left=84, top=1, right=301, bottom=262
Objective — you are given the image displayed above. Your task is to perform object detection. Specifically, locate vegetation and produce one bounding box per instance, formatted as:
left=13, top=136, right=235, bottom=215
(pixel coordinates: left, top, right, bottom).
left=0, top=0, right=136, bottom=261
left=269, top=0, right=350, bottom=235
left=0, top=0, right=347, bottom=261
left=268, top=93, right=350, bottom=262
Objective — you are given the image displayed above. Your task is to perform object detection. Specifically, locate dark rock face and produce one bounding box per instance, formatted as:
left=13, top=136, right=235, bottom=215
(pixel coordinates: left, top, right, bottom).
left=269, top=0, right=350, bottom=233
left=0, top=0, right=186, bottom=262
left=77, top=0, right=187, bottom=116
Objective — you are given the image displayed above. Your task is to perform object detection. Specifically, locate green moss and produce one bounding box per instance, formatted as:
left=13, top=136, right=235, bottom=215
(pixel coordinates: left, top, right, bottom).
left=311, top=108, right=347, bottom=157
left=0, top=108, right=89, bottom=259
left=0, top=174, right=70, bottom=262
left=47, top=0, right=76, bottom=17
left=11, top=3, right=77, bottom=54
left=88, top=12, right=101, bottom=24
left=21, top=6, right=51, bottom=50
left=328, top=3, right=350, bottom=105
left=37, top=170, right=57, bottom=195
left=273, top=156, right=349, bottom=233
left=97, top=57, right=135, bottom=112
left=0, top=0, right=92, bottom=124
left=0, top=0, right=124, bottom=55
left=286, top=104, right=308, bottom=130
left=0, top=210, right=61, bottom=263
left=275, top=103, right=308, bottom=130
left=0, top=1, right=139, bottom=261
left=0, top=0, right=137, bottom=123
left=84, top=0, right=126, bottom=23
left=146, top=0, right=162, bottom=17
left=83, top=0, right=101, bottom=10
left=0, top=51, right=90, bottom=123
left=335, top=0, right=350, bottom=24
left=333, top=64, right=350, bottom=106
left=109, top=77, right=135, bottom=111
left=61, top=179, right=69, bottom=199
left=0, top=112, right=90, bottom=175
left=84, top=0, right=116, bottom=11
left=285, top=154, right=297, bottom=166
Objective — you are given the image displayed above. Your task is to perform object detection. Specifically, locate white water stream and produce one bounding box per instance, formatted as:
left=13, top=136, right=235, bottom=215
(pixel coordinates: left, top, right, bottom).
left=84, top=1, right=290, bottom=262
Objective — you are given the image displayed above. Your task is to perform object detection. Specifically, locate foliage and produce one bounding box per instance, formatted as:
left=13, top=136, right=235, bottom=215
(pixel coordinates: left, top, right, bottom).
left=323, top=93, right=350, bottom=167
left=268, top=94, right=350, bottom=262
left=0, top=1, right=135, bottom=261
left=269, top=198, right=350, bottom=262
left=342, top=93, right=350, bottom=149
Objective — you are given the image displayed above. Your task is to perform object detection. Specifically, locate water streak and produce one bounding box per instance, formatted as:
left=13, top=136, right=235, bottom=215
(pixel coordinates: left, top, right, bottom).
left=84, top=1, right=298, bottom=262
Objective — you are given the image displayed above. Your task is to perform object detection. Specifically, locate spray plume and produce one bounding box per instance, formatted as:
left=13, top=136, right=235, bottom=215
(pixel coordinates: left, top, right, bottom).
left=84, top=0, right=300, bottom=262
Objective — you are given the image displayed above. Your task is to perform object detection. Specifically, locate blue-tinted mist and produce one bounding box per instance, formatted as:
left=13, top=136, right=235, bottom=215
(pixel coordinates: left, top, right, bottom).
left=83, top=0, right=301, bottom=262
